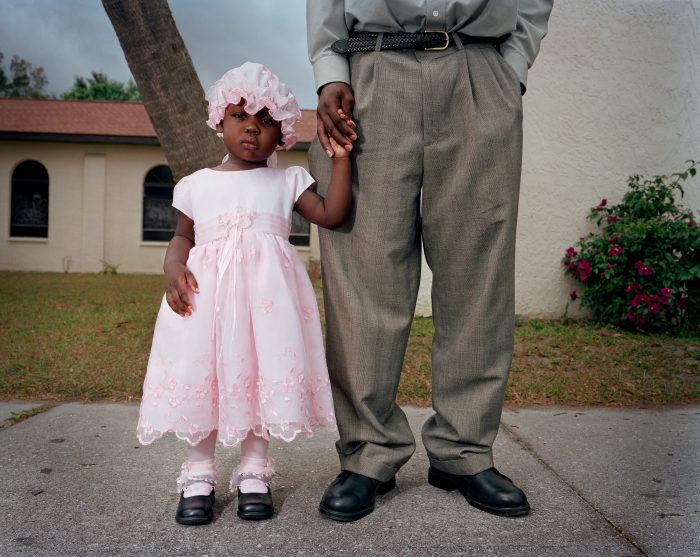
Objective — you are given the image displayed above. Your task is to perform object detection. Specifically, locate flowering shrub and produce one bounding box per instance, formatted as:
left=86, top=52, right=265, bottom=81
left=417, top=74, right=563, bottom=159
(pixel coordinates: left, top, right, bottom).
left=562, top=161, right=699, bottom=335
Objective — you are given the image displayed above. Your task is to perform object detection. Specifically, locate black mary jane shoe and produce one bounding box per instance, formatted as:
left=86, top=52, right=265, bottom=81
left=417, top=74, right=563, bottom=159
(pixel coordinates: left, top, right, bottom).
left=175, top=490, right=215, bottom=525
left=319, top=470, right=396, bottom=522
left=237, top=487, right=274, bottom=520
left=428, top=466, right=530, bottom=517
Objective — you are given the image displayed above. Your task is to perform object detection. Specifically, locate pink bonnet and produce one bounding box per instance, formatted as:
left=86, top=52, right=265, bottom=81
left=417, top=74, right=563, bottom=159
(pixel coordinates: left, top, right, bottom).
left=205, top=62, right=301, bottom=150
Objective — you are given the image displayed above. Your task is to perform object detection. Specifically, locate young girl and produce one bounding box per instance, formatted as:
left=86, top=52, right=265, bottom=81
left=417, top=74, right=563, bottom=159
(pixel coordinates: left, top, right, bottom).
left=136, top=62, right=355, bottom=524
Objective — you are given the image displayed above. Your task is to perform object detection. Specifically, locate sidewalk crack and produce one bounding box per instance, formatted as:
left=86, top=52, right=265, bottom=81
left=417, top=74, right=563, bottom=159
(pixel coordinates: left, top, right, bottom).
left=0, top=403, right=59, bottom=432
left=501, top=420, right=648, bottom=557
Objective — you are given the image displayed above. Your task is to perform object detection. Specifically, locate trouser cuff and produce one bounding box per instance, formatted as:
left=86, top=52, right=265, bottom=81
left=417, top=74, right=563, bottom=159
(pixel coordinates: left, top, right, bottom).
left=339, top=453, right=401, bottom=483
left=428, top=451, right=494, bottom=476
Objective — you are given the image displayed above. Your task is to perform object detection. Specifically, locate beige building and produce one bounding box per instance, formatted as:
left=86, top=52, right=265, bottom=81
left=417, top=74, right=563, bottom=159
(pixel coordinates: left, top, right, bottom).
left=0, top=98, right=319, bottom=275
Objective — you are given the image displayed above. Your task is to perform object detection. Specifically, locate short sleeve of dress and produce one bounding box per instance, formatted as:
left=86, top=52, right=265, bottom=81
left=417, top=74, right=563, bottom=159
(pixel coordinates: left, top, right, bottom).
left=171, top=176, right=192, bottom=219
left=285, top=166, right=316, bottom=202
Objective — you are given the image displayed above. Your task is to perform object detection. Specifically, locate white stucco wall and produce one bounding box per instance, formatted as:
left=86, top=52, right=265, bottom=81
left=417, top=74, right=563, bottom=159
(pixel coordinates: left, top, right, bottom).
left=416, top=0, right=700, bottom=317
left=0, top=142, right=317, bottom=273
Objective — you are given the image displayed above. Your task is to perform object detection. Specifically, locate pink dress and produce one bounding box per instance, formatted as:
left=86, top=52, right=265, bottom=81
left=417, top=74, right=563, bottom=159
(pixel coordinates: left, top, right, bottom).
left=137, top=166, right=337, bottom=447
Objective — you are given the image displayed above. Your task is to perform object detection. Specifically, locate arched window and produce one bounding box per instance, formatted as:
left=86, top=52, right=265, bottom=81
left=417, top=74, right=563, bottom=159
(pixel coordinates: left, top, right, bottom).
left=10, top=160, right=49, bottom=238
left=142, top=165, right=176, bottom=242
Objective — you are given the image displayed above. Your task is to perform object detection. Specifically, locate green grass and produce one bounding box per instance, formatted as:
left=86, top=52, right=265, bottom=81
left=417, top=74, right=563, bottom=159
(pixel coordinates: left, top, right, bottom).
left=8, top=405, right=49, bottom=424
left=1, top=271, right=698, bottom=407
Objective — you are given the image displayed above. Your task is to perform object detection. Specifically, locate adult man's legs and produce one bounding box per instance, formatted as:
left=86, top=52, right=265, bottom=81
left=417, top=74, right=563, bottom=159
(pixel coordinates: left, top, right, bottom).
left=419, top=42, right=528, bottom=516
left=309, top=50, right=426, bottom=485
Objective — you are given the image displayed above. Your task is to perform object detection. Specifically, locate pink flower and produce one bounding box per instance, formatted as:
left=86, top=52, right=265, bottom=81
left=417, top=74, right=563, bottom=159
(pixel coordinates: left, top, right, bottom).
left=578, top=259, right=592, bottom=282
left=648, top=303, right=660, bottom=314
left=569, top=290, right=577, bottom=301
left=630, top=293, right=649, bottom=308
left=634, top=260, right=653, bottom=276
left=689, top=220, right=696, bottom=227
left=596, top=199, right=608, bottom=211
left=658, top=288, right=673, bottom=299
left=608, top=245, right=623, bottom=257
left=607, top=214, right=620, bottom=224
left=625, top=283, right=639, bottom=293
left=565, top=247, right=577, bottom=258
left=626, top=312, right=635, bottom=321
left=609, top=235, right=618, bottom=244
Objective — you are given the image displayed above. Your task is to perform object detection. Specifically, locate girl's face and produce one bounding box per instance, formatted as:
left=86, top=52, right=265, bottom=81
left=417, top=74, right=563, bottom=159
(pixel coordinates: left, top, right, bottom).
left=216, top=100, right=283, bottom=168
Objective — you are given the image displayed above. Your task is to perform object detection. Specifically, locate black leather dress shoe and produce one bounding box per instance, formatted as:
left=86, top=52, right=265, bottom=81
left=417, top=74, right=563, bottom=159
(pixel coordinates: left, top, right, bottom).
left=319, top=471, right=396, bottom=522
left=428, top=467, right=530, bottom=517
left=175, top=490, right=215, bottom=525
left=237, top=488, right=274, bottom=520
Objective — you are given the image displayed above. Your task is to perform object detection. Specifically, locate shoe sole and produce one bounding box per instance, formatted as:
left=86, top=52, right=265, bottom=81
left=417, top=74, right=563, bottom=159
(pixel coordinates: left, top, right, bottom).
left=318, top=477, right=396, bottom=522
left=428, top=468, right=530, bottom=517
left=175, top=514, right=213, bottom=526
left=237, top=510, right=274, bottom=521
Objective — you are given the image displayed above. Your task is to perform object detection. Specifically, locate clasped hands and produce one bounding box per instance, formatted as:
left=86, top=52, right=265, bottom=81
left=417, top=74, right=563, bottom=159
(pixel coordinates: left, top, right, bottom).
left=316, top=82, right=356, bottom=158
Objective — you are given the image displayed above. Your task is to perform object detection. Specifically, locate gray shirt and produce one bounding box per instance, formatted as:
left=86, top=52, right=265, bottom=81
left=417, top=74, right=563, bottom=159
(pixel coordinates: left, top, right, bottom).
left=307, top=0, right=553, bottom=91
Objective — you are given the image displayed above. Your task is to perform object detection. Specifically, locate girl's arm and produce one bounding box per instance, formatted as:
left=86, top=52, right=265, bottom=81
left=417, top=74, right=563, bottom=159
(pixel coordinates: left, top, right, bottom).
left=163, top=212, right=199, bottom=316
left=294, top=110, right=354, bottom=229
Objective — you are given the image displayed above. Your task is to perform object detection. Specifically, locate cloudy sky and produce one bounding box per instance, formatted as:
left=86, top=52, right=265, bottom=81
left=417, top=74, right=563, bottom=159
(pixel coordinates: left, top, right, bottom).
left=0, top=0, right=319, bottom=108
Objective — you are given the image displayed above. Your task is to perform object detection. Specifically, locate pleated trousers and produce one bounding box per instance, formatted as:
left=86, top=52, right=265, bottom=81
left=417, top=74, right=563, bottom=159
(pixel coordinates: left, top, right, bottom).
left=308, top=37, right=523, bottom=481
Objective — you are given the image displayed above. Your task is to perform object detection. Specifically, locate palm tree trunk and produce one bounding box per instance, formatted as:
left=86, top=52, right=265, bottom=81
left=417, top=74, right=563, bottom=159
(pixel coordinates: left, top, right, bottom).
left=102, top=0, right=224, bottom=180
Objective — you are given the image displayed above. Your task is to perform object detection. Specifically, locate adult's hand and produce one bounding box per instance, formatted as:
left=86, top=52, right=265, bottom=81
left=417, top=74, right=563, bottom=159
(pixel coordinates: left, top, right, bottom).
left=317, top=82, right=356, bottom=157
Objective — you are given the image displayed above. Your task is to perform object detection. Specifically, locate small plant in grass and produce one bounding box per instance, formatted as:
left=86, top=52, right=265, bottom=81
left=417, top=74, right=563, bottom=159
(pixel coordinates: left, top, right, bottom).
left=99, top=259, right=120, bottom=275
left=562, top=161, right=699, bottom=335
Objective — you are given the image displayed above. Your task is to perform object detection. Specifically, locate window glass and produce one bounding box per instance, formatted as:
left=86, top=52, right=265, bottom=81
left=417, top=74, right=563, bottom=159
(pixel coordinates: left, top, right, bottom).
left=290, top=211, right=310, bottom=246
left=10, top=160, right=49, bottom=238
left=143, top=165, right=176, bottom=242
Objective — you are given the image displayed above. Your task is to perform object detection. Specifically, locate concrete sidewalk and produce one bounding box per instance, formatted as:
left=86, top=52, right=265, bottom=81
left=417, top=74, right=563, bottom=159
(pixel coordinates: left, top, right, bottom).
left=1, top=402, right=698, bottom=557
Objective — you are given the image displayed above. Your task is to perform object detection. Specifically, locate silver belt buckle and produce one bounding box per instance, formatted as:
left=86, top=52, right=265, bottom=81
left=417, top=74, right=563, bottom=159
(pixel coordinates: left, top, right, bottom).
left=423, top=30, right=449, bottom=51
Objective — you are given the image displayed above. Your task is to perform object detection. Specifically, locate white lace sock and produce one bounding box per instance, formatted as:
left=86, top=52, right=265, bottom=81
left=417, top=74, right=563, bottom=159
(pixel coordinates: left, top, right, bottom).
left=232, top=431, right=273, bottom=494
left=179, top=430, right=217, bottom=498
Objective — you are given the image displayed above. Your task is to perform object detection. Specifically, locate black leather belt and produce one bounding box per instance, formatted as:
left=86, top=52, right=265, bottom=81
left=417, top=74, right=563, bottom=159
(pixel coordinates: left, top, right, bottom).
left=331, top=31, right=506, bottom=55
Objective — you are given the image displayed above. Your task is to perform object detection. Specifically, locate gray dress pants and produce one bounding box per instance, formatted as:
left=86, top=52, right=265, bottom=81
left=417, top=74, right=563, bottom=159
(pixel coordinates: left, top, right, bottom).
left=308, top=38, right=523, bottom=482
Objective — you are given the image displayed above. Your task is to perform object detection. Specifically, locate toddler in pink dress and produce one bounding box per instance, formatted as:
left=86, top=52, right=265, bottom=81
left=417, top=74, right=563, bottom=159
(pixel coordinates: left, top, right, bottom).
left=137, top=62, right=356, bottom=524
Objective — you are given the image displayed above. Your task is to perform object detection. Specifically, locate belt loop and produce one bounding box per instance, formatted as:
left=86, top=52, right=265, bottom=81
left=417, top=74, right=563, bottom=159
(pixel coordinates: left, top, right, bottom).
left=452, top=32, right=464, bottom=51
left=374, top=32, right=384, bottom=52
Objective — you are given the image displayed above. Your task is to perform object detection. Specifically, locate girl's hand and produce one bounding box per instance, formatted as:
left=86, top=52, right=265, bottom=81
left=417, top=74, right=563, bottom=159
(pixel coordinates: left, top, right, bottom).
left=328, top=110, right=356, bottom=159
left=164, top=262, right=199, bottom=316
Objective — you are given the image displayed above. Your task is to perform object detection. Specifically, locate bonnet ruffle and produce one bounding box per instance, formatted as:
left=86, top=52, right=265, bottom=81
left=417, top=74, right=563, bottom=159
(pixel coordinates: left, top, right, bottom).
left=205, top=62, right=301, bottom=150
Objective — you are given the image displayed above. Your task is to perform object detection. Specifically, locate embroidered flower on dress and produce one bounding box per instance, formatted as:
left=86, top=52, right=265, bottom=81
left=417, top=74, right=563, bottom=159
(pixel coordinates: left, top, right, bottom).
left=218, top=208, right=256, bottom=233
left=195, top=385, right=208, bottom=399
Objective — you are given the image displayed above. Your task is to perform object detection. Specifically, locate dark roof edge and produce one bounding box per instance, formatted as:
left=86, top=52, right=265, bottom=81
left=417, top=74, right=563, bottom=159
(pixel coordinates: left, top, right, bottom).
left=0, top=132, right=160, bottom=145
left=1, top=133, right=313, bottom=151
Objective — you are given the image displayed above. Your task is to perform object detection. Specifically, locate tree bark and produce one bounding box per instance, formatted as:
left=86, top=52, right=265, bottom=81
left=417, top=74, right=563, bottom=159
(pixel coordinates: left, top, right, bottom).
left=102, top=0, right=224, bottom=180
